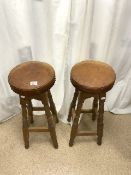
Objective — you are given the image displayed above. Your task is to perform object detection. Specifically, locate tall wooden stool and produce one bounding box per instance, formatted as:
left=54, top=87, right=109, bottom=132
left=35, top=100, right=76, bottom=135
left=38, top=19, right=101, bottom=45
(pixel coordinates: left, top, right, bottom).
left=8, top=61, right=58, bottom=149
left=68, top=60, right=116, bottom=146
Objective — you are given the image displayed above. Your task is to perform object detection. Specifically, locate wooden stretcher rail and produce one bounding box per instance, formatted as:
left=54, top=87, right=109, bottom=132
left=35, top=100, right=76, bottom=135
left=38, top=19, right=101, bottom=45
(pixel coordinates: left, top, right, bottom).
left=81, top=109, right=93, bottom=113
left=28, top=127, right=49, bottom=132
left=77, top=131, right=97, bottom=136
left=32, top=107, right=45, bottom=111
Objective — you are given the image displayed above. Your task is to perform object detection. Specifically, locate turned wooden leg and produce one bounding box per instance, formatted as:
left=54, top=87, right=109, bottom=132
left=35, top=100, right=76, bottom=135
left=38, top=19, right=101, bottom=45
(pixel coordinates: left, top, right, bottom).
left=67, top=89, right=79, bottom=122
left=69, top=92, right=85, bottom=146
left=97, top=95, right=105, bottom=145
left=41, top=93, right=58, bottom=149
left=48, top=90, right=59, bottom=123
left=28, top=99, right=34, bottom=124
left=92, top=97, right=98, bottom=121
left=20, top=96, right=29, bottom=149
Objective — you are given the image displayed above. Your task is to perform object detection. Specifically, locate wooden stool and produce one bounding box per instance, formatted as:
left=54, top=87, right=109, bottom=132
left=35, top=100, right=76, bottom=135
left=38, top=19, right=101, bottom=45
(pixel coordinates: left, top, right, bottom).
left=8, top=61, right=58, bottom=149
left=68, top=60, right=116, bottom=146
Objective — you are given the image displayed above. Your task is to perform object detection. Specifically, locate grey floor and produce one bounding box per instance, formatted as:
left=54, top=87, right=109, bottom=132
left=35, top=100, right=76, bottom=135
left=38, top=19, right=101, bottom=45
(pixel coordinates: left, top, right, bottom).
left=0, top=112, right=131, bottom=175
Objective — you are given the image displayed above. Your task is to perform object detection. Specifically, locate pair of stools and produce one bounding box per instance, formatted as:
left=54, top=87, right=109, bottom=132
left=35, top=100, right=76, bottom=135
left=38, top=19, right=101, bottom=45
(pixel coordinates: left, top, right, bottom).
left=8, top=60, right=116, bottom=149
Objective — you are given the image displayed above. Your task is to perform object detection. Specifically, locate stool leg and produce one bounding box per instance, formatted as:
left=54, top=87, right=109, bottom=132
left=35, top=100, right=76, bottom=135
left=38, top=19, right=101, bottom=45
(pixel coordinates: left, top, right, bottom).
left=67, top=89, right=79, bottom=122
left=97, top=95, right=105, bottom=145
left=69, top=92, right=85, bottom=147
left=28, top=99, right=34, bottom=124
left=92, top=97, right=98, bottom=121
left=41, top=93, right=58, bottom=149
left=20, top=97, right=29, bottom=149
left=48, top=90, right=59, bottom=123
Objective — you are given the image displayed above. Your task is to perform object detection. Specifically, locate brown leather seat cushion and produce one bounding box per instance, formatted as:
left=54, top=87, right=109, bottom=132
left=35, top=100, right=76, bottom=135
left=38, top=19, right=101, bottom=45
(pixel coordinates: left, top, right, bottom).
left=8, top=61, right=55, bottom=95
left=71, top=60, right=116, bottom=93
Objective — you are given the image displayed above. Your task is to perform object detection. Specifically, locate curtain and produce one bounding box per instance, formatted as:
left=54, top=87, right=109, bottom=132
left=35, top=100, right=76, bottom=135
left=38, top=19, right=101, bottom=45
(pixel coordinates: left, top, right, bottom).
left=0, top=0, right=131, bottom=123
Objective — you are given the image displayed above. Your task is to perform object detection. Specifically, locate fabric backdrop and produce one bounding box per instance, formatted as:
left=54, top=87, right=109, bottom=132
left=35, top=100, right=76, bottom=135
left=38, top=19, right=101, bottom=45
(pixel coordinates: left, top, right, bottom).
left=0, top=0, right=131, bottom=123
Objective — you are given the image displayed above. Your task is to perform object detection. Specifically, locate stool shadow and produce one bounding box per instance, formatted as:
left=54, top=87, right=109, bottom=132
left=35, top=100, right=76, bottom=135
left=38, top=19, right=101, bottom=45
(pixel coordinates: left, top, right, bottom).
left=75, top=113, right=97, bottom=144
left=29, top=115, right=53, bottom=147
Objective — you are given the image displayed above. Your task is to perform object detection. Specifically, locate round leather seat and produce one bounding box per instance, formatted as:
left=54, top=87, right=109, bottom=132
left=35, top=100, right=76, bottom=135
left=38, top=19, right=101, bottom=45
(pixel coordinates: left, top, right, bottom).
left=71, top=60, right=116, bottom=93
left=8, top=61, right=55, bottom=95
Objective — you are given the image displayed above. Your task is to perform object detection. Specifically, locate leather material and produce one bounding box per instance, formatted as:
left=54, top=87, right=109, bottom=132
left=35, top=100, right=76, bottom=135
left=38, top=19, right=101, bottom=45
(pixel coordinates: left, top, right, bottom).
left=71, top=60, right=116, bottom=93
left=8, top=61, right=55, bottom=95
